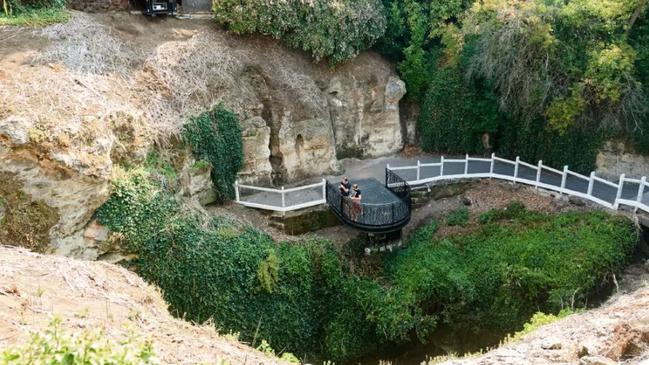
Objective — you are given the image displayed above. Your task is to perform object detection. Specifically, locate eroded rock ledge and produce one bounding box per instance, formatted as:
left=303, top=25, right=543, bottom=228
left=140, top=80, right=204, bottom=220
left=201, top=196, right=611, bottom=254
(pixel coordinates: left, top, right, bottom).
left=0, top=12, right=406, bottom=258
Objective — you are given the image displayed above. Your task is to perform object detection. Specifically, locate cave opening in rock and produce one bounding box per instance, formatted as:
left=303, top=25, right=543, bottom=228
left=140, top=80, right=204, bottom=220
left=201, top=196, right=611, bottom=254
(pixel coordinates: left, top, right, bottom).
left=295, top=134, right=304, bottom=160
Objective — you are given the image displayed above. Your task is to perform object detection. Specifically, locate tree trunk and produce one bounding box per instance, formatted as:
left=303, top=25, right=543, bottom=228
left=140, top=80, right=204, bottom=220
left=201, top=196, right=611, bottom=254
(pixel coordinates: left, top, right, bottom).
left=627, top=0, right=648, bottom=37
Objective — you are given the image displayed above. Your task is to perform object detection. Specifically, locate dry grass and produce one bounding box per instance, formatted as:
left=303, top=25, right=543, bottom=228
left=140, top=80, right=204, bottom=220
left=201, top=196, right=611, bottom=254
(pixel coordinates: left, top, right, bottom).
left=0, top=245, right=290, bottom=364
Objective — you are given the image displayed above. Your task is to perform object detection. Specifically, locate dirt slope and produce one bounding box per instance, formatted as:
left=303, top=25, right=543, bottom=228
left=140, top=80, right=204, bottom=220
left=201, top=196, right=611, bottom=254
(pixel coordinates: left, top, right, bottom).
left=0, top=245, right=290, bottom=364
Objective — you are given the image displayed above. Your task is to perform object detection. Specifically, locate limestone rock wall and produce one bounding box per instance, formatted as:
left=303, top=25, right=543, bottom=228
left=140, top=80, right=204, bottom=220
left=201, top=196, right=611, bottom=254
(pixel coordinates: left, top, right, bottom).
left=596, top=142, right=649, bottom=180
left=0, top=12, right=407, bottom=259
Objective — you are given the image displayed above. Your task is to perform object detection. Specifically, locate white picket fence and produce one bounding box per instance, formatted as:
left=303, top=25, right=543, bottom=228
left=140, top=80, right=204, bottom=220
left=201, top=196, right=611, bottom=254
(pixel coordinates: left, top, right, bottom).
left=233, top=154, right=649, bottom=215
left=388, top=153, right=649, bottom=213
left=234, top=179, right=327, bottom=212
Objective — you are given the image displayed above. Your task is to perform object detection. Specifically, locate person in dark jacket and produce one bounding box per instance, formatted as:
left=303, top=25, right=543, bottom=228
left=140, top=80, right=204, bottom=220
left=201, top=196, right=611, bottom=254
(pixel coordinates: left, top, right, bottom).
left=339, top=176, right=351, bottom=196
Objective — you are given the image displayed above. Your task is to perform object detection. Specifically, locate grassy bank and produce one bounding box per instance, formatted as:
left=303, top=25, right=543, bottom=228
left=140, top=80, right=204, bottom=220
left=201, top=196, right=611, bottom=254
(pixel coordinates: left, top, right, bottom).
left=0, top=7, right=68, bottom=26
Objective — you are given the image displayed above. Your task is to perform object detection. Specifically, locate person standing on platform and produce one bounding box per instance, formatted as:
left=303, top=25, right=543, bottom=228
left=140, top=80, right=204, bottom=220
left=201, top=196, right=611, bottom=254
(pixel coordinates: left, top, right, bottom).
left=350, top=183, right=362, bottom=221
left=339, top=176, right=351, bottom=196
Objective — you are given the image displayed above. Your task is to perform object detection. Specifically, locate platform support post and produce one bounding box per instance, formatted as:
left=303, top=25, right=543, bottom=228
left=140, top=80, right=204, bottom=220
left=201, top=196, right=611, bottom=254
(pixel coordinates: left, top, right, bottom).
left=560, top=166, right=568, bottom=195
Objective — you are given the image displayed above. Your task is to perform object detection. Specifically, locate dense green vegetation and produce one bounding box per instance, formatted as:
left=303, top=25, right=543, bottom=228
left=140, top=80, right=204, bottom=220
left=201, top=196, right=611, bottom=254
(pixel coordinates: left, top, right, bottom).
left=97, top=158, right=638, bottom=363
left=0, top=0, right=68, bottom=26
left=385, top=204, right=637, bottom=337
left=388, top=0, right=649, bottom=173
left=183, top=105, right=244, bottom=201
left=212, top=0, right=649, bottom=172
left=213, top=0, right=386, bottom=65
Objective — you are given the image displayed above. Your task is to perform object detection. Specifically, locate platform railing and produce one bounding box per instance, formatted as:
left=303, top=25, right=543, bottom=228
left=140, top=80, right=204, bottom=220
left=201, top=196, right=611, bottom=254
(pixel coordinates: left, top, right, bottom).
left=234, top=179, right=326, bottom=212
left=325, top=180, right=411, bottom=232
left=387, top=153, right=649, bottom=214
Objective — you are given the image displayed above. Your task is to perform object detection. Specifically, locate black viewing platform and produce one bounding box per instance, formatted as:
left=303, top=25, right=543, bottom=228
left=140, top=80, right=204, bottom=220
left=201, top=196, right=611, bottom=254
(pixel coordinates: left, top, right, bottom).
left=326, top=170, right=411, bottom=233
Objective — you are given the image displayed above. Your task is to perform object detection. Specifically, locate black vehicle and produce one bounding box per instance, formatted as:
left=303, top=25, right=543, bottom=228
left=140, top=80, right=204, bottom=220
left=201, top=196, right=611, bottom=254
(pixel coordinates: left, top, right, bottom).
left=143, top=0, right=176, bottom=16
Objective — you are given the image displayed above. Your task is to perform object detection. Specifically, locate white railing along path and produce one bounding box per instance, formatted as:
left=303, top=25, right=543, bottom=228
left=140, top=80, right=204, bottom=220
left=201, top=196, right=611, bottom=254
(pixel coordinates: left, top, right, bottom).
left=233, top=154, right=649, bottom=215
left=387, top=153, right=649, bottom=214
left=234, top=179, right=327, bottom=212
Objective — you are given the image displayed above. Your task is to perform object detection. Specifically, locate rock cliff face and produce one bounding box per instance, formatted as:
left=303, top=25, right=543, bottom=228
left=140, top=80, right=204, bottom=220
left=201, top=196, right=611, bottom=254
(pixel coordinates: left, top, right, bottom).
left=597, top=142, right=649, bottom=180
left=0, top=12, right=406, bottom=258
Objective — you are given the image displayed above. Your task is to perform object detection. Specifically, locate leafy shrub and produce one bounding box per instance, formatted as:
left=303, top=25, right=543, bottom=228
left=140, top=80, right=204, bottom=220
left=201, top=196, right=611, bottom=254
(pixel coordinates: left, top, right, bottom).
left=96, top=164, right=378, bottom=362
left=478, top=201, right=527, bottom=224
left=1, top=0, right=68, bottom=25
left=407, top=220, right=439, bottom=244
left=446, top=206, right=469, bottom=226
left=1, top=318, right=157, bottom=364
left=383, top=0, right=649, bottom=172
left=417, top=60, right=502, bottom=155
left=213, top=0, right=386, bottom=65
left=183, top=105, right=243, bottom=201
left=376, top=0, right=472, bottom=101
left=387, top=211, right=637, bottom=336
left=504, top=309, right=577, bottom=343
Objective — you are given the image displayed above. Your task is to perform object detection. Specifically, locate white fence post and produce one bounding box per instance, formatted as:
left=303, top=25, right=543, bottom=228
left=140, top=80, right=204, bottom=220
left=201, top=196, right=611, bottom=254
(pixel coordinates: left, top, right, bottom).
left=513, top=156, right=520, bottom=184
left=490, top=153, right=495, bottom=178
left=281, top=186, right=286, bottom=208
left=322, top=178, right=326, bottom=201
left=587, top=172, right=595, bottom=196
left=560, top=166, right=568, bottom=194
left=636, top=177, right=646, bottom=213
left=535, top=160, right=542, bottom=189
left=464, top=154, right=469, bottom=175
left=440, top=156, right=445, bottom=176
left=614, top=174, right=625, bottom=209
left=416, top=160, right=421, bottom=181
left=235, top=180, right=240, bottom=202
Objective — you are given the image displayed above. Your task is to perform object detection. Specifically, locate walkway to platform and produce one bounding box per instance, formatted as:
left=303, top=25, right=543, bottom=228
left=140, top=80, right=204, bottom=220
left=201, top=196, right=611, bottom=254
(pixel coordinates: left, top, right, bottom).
left=234, top=154, right=649, bottom=230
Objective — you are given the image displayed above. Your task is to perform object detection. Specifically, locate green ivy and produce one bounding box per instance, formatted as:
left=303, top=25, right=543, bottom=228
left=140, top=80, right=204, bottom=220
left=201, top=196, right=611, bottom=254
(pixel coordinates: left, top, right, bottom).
left=97, top=166, right=637, bottom=363
left=183, top=105, right=243, bottom=202
left=386, top=205, right=637, bottom=336
left=213, top=0, right=386, bottom=65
